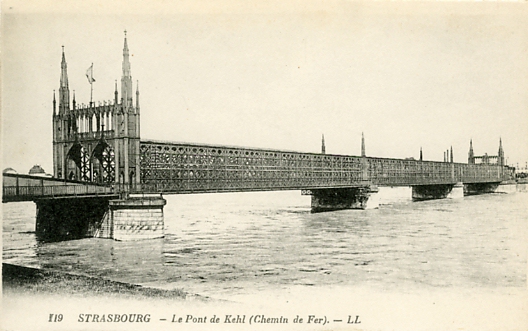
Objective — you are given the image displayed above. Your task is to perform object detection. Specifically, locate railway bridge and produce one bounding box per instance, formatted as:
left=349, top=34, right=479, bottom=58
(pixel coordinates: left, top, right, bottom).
left=2, top=33, right=514, bottom=242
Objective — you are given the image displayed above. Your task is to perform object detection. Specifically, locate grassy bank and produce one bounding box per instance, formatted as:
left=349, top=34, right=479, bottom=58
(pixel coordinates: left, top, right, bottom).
left=2, top=263, right=197, bottom=300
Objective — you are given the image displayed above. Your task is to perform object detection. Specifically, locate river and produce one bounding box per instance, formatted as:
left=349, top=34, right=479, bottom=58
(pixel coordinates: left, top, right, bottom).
left=3, top=186, right=527, bottom=302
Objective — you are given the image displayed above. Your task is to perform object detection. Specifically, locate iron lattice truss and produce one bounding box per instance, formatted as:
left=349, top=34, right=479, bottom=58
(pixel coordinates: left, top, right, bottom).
left=138, top=140, right=509, bottom=194
left=80, top=147, right=91, bottom=182
left=100, top=147, right=116, bottom=183
left=367, top=157, right=507, bottom=186
left=92, top=142, right=116, bottom=183
left=66, top=140, right=116, bottom=184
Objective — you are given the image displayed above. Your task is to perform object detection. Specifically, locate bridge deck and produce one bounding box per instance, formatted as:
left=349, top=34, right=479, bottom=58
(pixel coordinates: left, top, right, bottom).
left=3, top=141, right=509, bottom=199
left=137, top=140, right=508, bottom=194
left=2, top=173, right=116, bottom=202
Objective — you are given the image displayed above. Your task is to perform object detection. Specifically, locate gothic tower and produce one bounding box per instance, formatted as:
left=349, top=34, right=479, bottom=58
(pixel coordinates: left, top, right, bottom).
left=52, top=47, right=73, bottom=179
left=52, top=32, right=141, bottom=190
left=59, top=46, right=70, bottom=115
left=113, top=30, right=141, bottom=188
left=121, top=31, right=133, bottom=108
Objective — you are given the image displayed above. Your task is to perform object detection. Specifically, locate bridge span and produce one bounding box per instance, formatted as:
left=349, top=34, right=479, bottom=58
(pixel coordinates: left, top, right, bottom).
left=2, top=173, right=116, bottom=203
left=137, top=140, right=507, bottom=194
left=2, top=32, right=515, bottom=242
left=3, top=138, right=512, bottom=242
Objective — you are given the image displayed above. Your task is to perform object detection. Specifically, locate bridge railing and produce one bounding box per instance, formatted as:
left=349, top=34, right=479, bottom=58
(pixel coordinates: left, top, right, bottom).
left=3, top=185, right=114, bottom=197
left=2, top=173, right=116, bottom=202
left=3, top=185, right=116, bottom=201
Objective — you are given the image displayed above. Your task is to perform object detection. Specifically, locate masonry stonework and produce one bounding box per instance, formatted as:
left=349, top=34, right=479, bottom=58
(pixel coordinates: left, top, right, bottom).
left=311, top=186, right=379, bottom=212
left=109, top=197, right=166, bottom=241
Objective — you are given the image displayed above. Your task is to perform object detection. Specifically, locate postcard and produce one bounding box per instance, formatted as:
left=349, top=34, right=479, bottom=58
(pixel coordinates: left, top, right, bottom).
left=2, top=1, right=527, bottom=330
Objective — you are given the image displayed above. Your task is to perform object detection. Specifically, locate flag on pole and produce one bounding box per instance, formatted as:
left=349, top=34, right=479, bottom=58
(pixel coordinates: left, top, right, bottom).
left=86, top=63, right=95, bottom=84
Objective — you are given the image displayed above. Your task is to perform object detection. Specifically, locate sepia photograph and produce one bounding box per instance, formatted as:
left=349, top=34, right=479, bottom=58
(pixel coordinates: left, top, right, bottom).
left=2, top=1, right=527, bottom=330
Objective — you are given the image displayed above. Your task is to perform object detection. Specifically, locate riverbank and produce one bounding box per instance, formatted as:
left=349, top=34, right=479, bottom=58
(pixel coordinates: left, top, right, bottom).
left=2, top=263, right=205, bottom=301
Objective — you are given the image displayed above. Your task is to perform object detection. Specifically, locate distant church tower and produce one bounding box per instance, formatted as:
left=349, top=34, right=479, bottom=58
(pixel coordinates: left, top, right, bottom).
left=52, top=32, right=141, bottom=189
left=468, top=139, right=474, bottom=164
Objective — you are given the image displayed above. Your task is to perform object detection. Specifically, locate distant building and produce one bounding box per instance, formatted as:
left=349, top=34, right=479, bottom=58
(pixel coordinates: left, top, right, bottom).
left=468, top=139, right=505, bottom=166
left=3, top=168, right=17, bottom=174
left=28, top=165, right=52, bottom=177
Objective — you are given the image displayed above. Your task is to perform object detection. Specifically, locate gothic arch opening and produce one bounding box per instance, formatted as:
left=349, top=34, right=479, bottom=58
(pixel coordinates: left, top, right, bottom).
left=92, top=141, right=115, bottom=183
left=129, top=170, right=136, bottom=188
left=67, top=142, right=90, bottom=181
left=92, top=113, right=97, bottom=132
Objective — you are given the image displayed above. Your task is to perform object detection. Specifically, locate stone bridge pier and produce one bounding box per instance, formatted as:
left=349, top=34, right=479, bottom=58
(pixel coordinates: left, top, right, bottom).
left=35, top=197, right=111, bottom=242
left=309, top=185, right=379, bottom=212
left=464, top=182, right=500, bottom=195
left=411, top=184, right=455, bottom=201
left=35, top=195, right=166, bottom=242
left=104, top=196, right=166, bottom=241
left=411, top=182, right=499, bottom=201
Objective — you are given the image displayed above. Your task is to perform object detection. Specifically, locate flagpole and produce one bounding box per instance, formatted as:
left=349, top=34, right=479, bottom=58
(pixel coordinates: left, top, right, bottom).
left=90, top=63, right=93, bottom=107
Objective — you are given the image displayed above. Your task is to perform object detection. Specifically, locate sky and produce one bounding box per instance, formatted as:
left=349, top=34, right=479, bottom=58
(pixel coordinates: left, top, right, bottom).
left=2, top=0, right=528, bottom=174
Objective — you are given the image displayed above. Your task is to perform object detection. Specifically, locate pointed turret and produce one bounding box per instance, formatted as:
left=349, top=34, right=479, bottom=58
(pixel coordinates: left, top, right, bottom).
left=321, top=134, right=326, bottom=154
left=114, top=80, right=119, bottom=104
left=100, top=124, right=106, bottom=140
left=498, top=138, right=505, bottom=166
left=59, top=46, right=70, bottom=114
left=468, top=139, right=474, bottom=164
left=121, top=30, right=133, bottom=108
left=72, top=90, right=76, bottom=110
left=73, top=126, right=79, bottom=141
left=361, top=132, right=365, bottom=157
left=53, top=90, right=56, bottom=116
left=136, top=80, right=140, bottom=112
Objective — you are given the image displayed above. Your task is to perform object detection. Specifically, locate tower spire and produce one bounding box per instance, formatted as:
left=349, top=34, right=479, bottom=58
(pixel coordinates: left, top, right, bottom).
left=121, top=30, right=133, bottom=108
left=60, top=46, right=68, bottom=88
left=468, top=139, right=474, bottom=164
left=114, top=80, right=118, bottom=104
left=136, top=80, right=140, bottom=111
left=321, top=134, right=325, bottom=154
left=498, top=137, right=504, bottom=166
left=53, top=90, right=56, bottom=115
left=361, top=132, right=365, bottom=157
left=59, top=46, right=70, bottom=114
